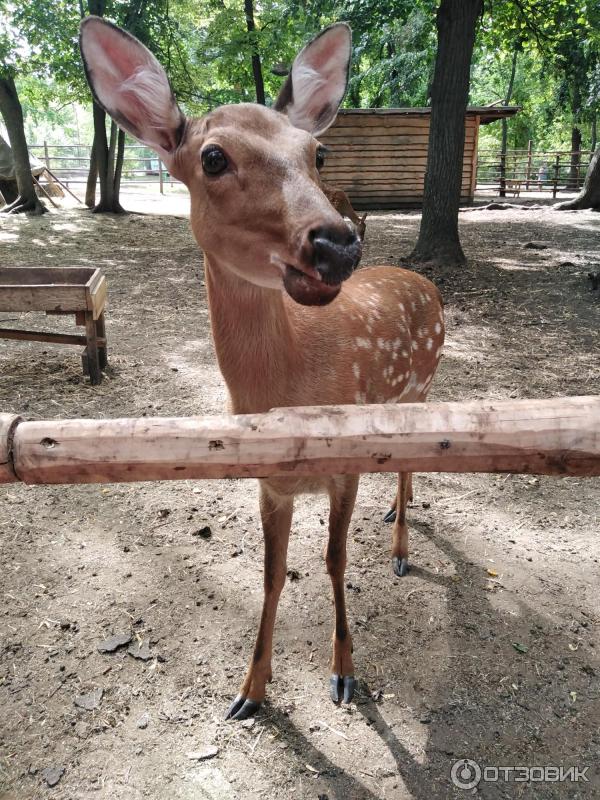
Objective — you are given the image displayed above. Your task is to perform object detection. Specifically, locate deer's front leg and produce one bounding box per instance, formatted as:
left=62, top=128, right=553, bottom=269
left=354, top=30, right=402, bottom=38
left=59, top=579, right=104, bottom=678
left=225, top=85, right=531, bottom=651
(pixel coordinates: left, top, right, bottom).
left=226, top=483, right=292, bottom=721
left=327, top=475, right=359, bottom=704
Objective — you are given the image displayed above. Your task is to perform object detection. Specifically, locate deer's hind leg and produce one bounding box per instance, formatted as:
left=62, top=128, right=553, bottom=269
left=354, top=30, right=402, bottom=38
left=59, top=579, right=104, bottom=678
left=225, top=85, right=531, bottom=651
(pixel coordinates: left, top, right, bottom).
left=383, top=472, right=413, bottom=521
left=327, top=474, right=359, bottom=704
left=226, top=482, right=293, bottom=721
left=386, top=472, right=412, bottom=577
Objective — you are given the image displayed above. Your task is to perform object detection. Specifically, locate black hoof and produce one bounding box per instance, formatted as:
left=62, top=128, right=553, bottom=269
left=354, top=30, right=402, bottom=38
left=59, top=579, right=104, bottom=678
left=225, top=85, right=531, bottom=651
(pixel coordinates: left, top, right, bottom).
left=330, top=673, right=356, bottom=704
left=392, top=556, right=409, bottom=577
left=383, top=509, right=397, bottom=524
left=225, top=693, right=261, bottom=721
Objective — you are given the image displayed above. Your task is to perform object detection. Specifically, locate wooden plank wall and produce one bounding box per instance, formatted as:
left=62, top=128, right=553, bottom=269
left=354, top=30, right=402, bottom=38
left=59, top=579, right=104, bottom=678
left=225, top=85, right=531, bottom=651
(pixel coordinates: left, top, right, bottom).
left=319, top=110, right=478, bottom=210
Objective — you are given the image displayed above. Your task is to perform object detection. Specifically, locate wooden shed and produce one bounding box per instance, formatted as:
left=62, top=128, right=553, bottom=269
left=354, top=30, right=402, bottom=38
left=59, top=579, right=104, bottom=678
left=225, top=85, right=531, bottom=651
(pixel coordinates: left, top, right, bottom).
left=319, top=106, right=519, bottom=209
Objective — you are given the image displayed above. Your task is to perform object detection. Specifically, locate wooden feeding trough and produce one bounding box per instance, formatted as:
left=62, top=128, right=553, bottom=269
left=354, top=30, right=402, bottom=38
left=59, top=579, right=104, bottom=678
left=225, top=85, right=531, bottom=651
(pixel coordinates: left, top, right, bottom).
left=0, top=266, right=108, bottom=385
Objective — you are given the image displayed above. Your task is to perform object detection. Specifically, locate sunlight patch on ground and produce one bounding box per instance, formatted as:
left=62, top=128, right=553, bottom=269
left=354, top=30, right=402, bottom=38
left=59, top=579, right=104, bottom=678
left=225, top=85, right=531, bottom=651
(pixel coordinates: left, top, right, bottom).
left=390, top=716, right=432, bottom=766
left=164, top=339, right=226, bottom=414
left=52, top=222, right=85, bottom=233
left=569, top=220, right=600, bottom=235
left=180, top=767, right=238, bottom=799
left=492, top=257, right=547, bottom=272
left=443, top=324, right=498, bottom=363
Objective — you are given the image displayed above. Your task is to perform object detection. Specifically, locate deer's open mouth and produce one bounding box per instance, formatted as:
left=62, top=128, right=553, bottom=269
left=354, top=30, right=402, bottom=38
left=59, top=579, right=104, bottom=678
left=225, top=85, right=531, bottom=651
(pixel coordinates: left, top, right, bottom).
left=283, top=264, right=341, bottom=306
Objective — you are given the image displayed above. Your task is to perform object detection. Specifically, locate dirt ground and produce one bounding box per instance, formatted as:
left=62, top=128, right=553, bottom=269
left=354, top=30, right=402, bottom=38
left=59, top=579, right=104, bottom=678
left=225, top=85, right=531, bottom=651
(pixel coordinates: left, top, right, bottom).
left=1, top=193, right=599, bottom=800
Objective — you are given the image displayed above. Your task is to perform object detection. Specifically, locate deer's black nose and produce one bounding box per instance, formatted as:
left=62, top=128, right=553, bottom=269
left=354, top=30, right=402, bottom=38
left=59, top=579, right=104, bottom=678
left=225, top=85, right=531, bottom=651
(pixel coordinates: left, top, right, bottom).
left=309, top=226, right=362, bottom=285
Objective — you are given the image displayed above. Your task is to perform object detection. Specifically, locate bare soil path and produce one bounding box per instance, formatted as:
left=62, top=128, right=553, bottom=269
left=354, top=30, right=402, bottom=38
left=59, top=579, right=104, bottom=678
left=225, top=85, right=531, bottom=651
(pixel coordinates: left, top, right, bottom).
left=1, top=197, right=599, bottom=799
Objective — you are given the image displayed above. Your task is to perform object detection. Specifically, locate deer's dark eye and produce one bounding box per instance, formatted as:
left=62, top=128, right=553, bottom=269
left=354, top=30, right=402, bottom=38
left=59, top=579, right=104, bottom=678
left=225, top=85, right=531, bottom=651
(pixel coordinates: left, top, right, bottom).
left=202, top=145, right=228, bottom=176
left=316, top=147, right=326, bottom=170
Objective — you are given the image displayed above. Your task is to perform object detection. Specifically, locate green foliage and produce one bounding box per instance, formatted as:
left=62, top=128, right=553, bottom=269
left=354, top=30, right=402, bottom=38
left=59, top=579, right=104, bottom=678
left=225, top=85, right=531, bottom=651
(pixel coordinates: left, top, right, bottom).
left=2, top=0, right=598, bottom=153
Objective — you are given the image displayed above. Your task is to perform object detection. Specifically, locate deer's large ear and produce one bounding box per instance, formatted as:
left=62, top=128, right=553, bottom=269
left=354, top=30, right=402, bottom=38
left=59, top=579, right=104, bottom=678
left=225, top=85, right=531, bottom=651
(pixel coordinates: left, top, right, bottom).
left=274, top=23, right=351, bottom=136
left=79, top=16, right=185, bottom=158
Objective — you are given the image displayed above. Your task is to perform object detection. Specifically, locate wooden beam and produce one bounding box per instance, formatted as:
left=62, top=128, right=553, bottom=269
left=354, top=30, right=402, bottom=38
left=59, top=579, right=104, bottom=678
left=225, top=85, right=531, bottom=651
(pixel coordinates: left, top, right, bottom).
left=1, top=397, right=599, bottom=486
left=0, top=328, right=106, bottom=347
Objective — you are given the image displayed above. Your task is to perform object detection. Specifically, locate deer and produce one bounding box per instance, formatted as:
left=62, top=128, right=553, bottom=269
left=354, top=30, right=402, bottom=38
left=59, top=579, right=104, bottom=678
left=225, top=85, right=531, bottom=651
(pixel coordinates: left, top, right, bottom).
left=79, top=17, right=445, bottom=721
left=321, top=181, right=368, bottom=239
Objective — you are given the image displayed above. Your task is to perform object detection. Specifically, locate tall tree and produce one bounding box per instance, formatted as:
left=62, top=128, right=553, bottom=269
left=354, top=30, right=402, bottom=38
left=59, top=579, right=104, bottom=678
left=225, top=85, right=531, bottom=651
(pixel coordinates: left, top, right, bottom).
left=498, top=46, right=519, bottom=197
left=85, top=0, right=124, bottom=213
left=12, top=0, right=196, bottom=213
left=0, top=2, right=47, bottom=215
left=244, top=0, right=265, bottom=104
left=410, top=0, right=482, bottom=265
left=0, top=75, right=46, bottom=214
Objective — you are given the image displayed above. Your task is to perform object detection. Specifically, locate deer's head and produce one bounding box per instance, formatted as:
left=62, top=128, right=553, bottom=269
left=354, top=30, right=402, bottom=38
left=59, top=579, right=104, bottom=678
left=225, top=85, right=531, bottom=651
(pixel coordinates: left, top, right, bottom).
left=80, top=17, right=361, bottom=306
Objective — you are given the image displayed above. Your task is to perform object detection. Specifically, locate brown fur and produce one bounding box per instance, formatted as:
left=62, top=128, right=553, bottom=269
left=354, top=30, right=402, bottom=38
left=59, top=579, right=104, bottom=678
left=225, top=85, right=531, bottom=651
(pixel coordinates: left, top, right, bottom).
left=168, top=105, right=444, bottom=709
left=321, top=182, right=367, bottom=239
left=80, top=20, right=444, bottom=715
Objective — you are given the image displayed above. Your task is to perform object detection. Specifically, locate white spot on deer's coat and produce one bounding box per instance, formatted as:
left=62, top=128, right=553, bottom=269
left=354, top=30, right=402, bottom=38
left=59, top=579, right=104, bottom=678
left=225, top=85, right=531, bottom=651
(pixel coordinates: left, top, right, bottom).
left=411, top=340, right=419, bottom=351
left=426, top=337, right=433, bottom=350
left=352, top=363, right=360, bottom=379
left=434, top=322, right=442, bottom=335
left=355, top=337, right=372, bottom=349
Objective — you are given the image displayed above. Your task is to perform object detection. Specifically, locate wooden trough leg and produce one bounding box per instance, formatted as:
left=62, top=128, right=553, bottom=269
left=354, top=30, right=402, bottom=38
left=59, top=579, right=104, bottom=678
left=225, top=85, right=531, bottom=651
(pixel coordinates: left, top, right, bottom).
left=83, top=311, right=102, bottom=385
left=96, top=312, right=108, bottom=369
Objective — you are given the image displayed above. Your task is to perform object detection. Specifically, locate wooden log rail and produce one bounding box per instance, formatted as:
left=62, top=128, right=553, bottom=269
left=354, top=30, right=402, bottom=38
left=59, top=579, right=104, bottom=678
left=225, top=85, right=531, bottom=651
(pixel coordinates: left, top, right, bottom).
left=1, top=397, right=599, bottom=486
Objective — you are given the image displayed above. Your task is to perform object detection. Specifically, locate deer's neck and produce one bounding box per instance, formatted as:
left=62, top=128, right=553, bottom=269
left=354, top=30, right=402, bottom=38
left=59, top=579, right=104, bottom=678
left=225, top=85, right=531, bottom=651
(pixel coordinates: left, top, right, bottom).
left=204, top=257, right=302, bottom=413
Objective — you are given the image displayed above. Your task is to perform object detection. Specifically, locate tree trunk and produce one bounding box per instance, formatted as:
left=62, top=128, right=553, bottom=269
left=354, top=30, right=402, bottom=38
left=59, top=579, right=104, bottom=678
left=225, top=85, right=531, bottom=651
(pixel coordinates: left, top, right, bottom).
left=91, top=102, right=125, bottom=213
left=112, top=128, right=126, bottom=207
left=0, top=178, right=18, bottom=206
left=347, top=77, right=361, bottom=108
left=85, top=0, right=124, bottom=213
left=244, top=0, right=265, bottom=105
left=409, top=0, right=482, bottom=265
left=555, top=147, right=600, bottom=210
left=85, top=135, right=98, bottom=208
left=567, top=125, right=582, bottom=190
left=0, top=76, right=47, bottom=215
left=499, top=48, right=518, bottom=198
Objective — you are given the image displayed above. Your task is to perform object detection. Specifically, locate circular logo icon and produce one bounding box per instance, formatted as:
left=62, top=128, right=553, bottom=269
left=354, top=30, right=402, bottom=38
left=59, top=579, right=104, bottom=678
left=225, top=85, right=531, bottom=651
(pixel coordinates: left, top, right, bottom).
left=451, top=759, right=482, bottom=790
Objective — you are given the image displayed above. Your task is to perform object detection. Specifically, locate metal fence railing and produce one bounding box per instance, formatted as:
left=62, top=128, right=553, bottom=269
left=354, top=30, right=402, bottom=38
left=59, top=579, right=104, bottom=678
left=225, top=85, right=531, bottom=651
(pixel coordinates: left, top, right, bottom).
left=476, top=146, right=593, bottom=197
left=31, top=142, right=594, bottom=199
left=29, top=142, right=183, bottom=193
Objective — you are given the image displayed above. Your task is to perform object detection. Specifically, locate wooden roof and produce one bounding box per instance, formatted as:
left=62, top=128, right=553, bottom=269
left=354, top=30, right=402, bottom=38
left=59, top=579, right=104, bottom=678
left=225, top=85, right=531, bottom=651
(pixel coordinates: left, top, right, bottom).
left=337, top=106, right=520, bottom=125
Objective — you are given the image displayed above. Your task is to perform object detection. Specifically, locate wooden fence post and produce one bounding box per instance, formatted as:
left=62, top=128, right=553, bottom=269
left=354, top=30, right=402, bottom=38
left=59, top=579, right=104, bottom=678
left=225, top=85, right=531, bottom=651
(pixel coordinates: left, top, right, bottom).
left=525, top=140, right=532, bottom=189
left=552, top=154, right=560, bottom=199
left=158, top=159, right=164, bottom=194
